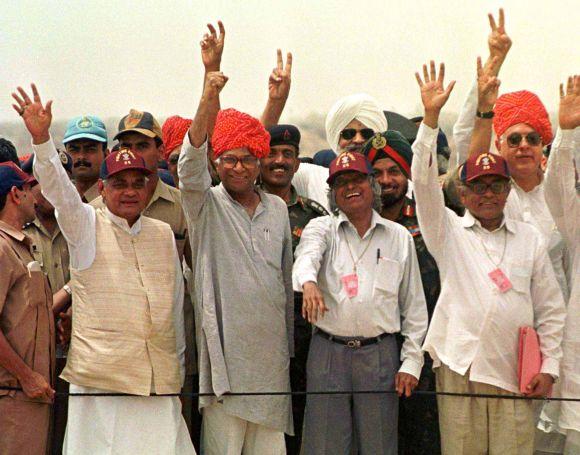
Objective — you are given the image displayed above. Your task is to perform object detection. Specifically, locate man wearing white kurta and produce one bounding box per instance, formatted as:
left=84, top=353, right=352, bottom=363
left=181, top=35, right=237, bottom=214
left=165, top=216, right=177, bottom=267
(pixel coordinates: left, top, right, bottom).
left=411, top=63, right=566, bottom=454
left=14, top=84, right=194, bottom=454
left=544, top=76, right=580, bottom=455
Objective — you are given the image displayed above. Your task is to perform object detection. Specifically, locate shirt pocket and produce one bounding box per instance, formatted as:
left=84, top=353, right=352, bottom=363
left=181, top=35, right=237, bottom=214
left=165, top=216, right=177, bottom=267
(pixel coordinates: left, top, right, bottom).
left=373, top=258, right=400, bottom=309
left=509, top=265, right=532, bottom=295
left=25, top=268, right=48, bottom=308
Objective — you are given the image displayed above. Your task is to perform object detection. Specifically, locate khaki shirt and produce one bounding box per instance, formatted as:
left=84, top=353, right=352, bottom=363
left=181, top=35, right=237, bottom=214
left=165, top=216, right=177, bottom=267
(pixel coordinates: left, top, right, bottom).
left=0, top=221, right=55, bottom=402
left=24, top=219, right=70, bottom=292
left=81, top=182, right=100, bottom=203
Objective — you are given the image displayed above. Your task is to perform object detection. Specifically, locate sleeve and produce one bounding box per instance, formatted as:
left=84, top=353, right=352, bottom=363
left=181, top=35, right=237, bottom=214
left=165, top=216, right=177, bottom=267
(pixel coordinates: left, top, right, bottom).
left=411, top=123, right=448, bottom=260
left=171, top=236, right=186, bottom=385
left=177, top=136, right=212, bottom=223
left=449, top=79, right=478, bottom=170
left=281, top=210, right=295, bottom=357
left=530, top=237, right=567, bottom=378
left=397, top=234, right=429, bottom=379
left=292, top=217, right=330, bottom=291
left=32, top=137, right=96, bottom=252
left=544, top=129, right=579, bottom=243
left=0, top=248, right=15, bottom=316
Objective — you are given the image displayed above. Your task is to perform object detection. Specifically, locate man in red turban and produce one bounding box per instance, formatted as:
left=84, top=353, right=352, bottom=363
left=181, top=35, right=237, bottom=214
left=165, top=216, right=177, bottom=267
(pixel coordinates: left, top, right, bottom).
left=162, top=116, right=193, bottom=187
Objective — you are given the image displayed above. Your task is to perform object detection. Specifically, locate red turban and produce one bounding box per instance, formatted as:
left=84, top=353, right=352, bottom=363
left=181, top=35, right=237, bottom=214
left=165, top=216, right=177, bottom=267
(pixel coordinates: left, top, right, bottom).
left=162, top=116, right=193, bottom=160
left=493, top=90, right=553, bottom=145
left=211, top=109, right=270, bottom=159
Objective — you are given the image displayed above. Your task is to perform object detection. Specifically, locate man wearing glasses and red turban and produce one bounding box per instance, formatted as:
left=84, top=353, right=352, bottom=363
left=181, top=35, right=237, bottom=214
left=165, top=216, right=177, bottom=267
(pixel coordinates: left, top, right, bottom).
left=179, top=71, right=294, bottom=455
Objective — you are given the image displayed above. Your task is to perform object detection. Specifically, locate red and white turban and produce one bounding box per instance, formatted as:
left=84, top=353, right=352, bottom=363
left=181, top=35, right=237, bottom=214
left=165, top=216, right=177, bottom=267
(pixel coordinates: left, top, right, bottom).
left=493, top=90, right=553, bottom=145
left=161, top=116, right=192, bottom=160
left=211, top=109, right=270, bottom=159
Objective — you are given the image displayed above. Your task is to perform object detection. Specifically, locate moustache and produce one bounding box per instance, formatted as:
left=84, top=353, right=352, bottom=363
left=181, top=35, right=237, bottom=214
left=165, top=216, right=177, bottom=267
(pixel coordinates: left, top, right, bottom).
left=269, top=164, right=290, bottom=172
left=74, top=160, right=92, bottom=168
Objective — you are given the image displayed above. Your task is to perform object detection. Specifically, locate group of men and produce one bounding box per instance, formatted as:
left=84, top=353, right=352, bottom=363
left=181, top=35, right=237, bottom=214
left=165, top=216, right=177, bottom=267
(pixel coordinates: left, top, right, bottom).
left=0, top=8, right=578, bottom=455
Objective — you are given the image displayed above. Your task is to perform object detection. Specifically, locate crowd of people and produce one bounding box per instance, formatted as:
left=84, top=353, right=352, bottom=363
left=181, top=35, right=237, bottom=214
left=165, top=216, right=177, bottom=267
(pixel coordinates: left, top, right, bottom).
left=0, top=8, right=578, bottom=455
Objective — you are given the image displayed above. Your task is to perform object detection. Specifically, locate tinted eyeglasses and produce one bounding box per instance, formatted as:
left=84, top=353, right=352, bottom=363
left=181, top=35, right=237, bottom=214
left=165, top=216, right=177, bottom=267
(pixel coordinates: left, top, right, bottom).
left=219, top=155, right=259, bottom=169
left=339, top=128, right=375, bottom=141
left=466, top=180, right=510, bottom=195
left=505, top=132, right=542, bottom=148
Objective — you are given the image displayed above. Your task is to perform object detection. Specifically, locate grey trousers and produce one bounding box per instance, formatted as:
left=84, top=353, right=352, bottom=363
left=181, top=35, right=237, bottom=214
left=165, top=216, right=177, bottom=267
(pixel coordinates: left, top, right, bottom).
left=302, top=330, right=399, bottom=455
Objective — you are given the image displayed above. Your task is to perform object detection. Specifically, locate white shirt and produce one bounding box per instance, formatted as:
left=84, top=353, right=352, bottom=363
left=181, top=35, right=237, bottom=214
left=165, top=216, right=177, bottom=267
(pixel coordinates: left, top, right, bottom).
left=412, top=122, right=566, bottom=393
left=32, top=137, right=186, bottom=379
left=292, top=210, right=428, bottom=379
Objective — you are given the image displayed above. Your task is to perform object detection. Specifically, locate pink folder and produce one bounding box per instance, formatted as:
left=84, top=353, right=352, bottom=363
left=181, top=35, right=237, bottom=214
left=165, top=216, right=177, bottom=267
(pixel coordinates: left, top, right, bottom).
left=518, top=326, right=542, bottom=394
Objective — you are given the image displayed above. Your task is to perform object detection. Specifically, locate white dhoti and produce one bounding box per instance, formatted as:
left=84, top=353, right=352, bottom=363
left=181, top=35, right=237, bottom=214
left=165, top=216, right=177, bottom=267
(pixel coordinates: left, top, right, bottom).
left=63, top=384, right=195, bottom=454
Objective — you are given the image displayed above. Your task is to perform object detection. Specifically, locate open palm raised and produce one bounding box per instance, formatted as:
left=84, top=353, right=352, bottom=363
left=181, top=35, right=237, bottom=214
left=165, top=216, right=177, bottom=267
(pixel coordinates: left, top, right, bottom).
left=415, top=61, right=455, bottom=112
left=12, top=83, right=52, bottom=143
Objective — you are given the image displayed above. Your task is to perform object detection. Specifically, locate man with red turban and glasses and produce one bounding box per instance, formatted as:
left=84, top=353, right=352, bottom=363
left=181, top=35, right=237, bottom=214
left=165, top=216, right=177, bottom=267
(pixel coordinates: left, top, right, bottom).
left=179, top=71, right=294, bottom=454
left=162, top=115, right=193, bottom=188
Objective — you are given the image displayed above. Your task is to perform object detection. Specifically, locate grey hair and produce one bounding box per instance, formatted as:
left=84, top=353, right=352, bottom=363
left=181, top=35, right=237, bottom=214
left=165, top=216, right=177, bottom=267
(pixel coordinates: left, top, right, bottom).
left=327, top=175, right=382, bottom=215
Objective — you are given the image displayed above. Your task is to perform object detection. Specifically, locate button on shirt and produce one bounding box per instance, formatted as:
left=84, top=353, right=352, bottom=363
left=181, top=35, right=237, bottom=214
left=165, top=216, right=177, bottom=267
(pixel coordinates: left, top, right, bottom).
left=292, top=211, right=428, bottom=379
left=412, top=122, right=566, bottom=393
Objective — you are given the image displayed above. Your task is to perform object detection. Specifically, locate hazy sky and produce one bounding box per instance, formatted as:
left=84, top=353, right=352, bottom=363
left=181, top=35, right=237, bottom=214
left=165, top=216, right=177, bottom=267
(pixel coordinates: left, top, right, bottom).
left=1, top=0, right=579, bottom=127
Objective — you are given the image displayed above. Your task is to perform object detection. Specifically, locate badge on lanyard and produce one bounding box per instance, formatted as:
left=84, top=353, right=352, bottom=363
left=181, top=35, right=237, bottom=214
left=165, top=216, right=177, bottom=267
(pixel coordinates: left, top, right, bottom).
left=341, top=273, right=359, bottom=298
left=488, top=268, right=512, bottom=293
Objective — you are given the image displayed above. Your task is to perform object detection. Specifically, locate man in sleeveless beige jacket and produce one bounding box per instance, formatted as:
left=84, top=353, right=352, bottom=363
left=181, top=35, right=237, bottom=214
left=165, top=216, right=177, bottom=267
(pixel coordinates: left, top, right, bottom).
left=13, top=83, right=195, bottom=454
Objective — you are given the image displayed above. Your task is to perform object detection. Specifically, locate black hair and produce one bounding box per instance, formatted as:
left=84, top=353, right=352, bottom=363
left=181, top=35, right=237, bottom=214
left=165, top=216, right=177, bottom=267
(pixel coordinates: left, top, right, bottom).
left=0, top=193, right=6, bottom=212
left=0, top=138, right=20, bottom=167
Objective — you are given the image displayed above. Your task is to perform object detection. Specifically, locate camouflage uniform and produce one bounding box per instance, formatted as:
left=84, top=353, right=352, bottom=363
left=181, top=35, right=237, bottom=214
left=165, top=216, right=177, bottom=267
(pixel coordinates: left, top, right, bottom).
left=271, top=185, right=327, bottom=455
left=395, top=196, right=442, bottom=455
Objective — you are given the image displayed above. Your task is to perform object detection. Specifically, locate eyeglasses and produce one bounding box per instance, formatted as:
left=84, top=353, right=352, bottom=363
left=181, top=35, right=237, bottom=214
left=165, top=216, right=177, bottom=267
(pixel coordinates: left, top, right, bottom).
left=219, top=155, right=259, bottom=169
left=339, top=128, right=375, bottom=141
left=465, top=180, right=510, bottom=195
left=505, top=132, right=542, bottom=148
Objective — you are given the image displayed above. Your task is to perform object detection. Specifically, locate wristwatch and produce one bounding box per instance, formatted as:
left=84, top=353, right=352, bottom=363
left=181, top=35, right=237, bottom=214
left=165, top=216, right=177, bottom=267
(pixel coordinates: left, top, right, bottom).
left=63, top=284, right=72, bottom=296
left=476, top=110, right=495, bottom=119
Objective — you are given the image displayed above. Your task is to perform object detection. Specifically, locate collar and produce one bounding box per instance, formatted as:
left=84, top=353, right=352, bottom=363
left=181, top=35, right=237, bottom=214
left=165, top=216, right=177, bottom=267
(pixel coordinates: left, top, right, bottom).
left=0, top=219, right=28, bottom=244
left=397, top=196, right=416, bottom=220
left=461, top=210, right=516, bottom=234
left=82, top=182, right=101, bottom=203
left=511, top=177, right=543, bottom=195
left=335, top=210, right=389, bottom=237
left=147, top=179, right=177, bottom=209
left=31, top=217, right=60, bottom=238
left=103, top=207, right=142, bottom=235
left=217, top=183, right=266, bottom=213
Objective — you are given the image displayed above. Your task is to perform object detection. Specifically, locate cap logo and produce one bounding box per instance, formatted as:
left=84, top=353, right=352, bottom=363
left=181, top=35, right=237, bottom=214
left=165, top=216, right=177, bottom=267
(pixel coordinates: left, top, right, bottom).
left=124, top=110, right=143, bottom=129
left=371, top=133, right=387, bottom=150
left=283, top=129, right=291, bottom=141
left=116, top=149, right=137, bottom=163
left=77, top=116, right=93, bottom=129
left=339, top=152, right=357, bottom=167
left=476, top=153, right=496, bottom=170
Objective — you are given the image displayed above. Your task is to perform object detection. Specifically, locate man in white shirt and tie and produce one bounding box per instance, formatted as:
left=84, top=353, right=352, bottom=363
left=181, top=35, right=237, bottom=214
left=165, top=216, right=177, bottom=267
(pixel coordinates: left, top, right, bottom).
left=293, top=151, right=428, bottom=455
left=411, top=62, right=566, bottom=455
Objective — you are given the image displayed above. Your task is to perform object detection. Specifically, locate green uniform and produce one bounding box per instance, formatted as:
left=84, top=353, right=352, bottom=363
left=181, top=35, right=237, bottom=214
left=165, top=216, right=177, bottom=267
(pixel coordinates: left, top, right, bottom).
left=395, top=196, right=441, bottom=455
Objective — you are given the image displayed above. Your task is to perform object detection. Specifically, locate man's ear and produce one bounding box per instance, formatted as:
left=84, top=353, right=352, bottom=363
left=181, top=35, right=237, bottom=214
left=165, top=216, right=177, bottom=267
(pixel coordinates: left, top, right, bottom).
left=98, top=179, right=106, bottom=199
left=494, top=137, right=501, bottom=153
left=9, top=186, right=22, bottom=205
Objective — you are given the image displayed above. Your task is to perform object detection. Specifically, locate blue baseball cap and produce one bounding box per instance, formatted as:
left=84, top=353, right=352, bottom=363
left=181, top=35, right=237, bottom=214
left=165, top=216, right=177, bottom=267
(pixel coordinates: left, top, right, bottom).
left=0, top=162, right=36, bottom=196
left=63, top=115, right=108, bottom=144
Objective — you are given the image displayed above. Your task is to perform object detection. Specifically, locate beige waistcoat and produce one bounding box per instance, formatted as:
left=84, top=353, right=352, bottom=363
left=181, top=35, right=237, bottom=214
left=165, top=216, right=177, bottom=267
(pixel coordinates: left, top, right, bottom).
left=61, top=209, right=180, bottom=396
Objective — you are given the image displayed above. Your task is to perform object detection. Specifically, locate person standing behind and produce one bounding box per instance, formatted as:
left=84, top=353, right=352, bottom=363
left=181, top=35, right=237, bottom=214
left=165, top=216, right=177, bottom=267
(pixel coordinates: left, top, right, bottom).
left=0, top=161, right=55, bottom=455
left=544, top=75, right=580, bottom=455
left=179, top=71, right=294, bottom=455
left=412, top=61, right=566, bottom=455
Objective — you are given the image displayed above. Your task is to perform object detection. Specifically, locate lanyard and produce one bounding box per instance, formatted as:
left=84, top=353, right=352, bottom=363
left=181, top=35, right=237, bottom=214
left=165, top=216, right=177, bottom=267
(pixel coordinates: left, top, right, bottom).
left=342, top=224, right=376, bottom=273
left=480, top=227, right=507, bottom=268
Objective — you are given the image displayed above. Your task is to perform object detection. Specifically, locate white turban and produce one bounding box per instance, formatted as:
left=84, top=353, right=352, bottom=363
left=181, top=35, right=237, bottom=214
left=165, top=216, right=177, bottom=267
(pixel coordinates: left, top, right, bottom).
left=325, top=93, right=388, bottom=152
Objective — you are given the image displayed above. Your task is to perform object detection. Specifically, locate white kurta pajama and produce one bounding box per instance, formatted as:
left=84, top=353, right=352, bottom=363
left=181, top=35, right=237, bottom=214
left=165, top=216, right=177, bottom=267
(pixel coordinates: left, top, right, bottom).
left=178, top=137, right=294, bottom=454
left=33, top=138, right=194, bottom=454
left=545, top=129, right=580, bottom=454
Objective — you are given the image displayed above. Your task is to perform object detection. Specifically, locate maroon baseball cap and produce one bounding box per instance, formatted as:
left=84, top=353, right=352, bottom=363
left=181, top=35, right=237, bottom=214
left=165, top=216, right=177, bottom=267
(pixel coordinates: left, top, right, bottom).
left=100, top=149, right=152, bottom=179
left=460, top=152, right=510, bottom=183
left=0, top=161, right=36, bottom=196
left=327, top=151, right=372, bottom=184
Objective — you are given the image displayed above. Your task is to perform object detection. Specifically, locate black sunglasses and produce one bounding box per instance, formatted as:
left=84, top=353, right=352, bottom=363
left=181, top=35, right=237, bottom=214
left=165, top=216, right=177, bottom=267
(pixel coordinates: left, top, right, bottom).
left=339, top=128, right=375, bottom=141
left=505, top=132, right=542, bottom=148
left=466, top=180, right=510, bottom=195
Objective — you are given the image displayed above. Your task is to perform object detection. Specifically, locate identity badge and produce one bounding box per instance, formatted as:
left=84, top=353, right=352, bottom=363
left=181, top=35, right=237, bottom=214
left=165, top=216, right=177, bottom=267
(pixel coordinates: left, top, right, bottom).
left=488, top=268, right=512, bottom=293
left=341, top=273, right=359, bottom=298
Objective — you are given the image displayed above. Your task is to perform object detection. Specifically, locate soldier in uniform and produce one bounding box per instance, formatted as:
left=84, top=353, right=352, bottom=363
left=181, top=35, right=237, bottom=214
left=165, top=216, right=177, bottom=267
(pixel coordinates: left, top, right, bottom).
left=260, top=124, right=327, bottom=454
left=362, top=130, right=441, bottom=455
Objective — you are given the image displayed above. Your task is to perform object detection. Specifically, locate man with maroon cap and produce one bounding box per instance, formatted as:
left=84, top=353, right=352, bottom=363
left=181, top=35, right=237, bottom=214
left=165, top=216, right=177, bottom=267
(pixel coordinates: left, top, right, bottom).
left=12, top=84, right=194, bottom=454
left=179, top=72, right=293, bottom=454
left=292, top=151, right=427, bottom=455
left=0, top=161, right=55, bottom=455
left=411, top=63, right=566, bottom=455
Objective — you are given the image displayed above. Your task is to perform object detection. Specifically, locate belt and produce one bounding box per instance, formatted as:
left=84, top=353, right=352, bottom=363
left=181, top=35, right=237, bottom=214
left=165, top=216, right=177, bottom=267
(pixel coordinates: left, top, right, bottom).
left=315, top=328, right=393, bottom=348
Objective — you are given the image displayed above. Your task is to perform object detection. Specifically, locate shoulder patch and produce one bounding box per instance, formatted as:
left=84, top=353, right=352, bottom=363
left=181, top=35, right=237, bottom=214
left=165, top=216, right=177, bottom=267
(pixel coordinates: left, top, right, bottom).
left=305, top=198, right=329, bottom=216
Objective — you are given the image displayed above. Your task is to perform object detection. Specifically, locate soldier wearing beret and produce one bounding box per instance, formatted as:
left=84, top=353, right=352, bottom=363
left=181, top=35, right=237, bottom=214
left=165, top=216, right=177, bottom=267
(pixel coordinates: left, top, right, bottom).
left=261, top=124, right=327, bottom=454
left=362, top=130, right=442, bottom=455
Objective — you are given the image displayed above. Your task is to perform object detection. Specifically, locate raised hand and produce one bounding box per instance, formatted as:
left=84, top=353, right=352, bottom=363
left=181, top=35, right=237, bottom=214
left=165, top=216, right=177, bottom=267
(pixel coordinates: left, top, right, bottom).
left=487, top=8, right=511, bottom=67
left=12, top=83, right=52, bottom=144
left=415, top=61, right=456, bottom=114
left=268, top=49, right=292, bottom=101
left=203, top=71, right=228, bottom=100
left=559, top=75, right=580, bottom=130
left=200, top=21, right=225, bottom=72
left=476, top=56, right=501, bottom=112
